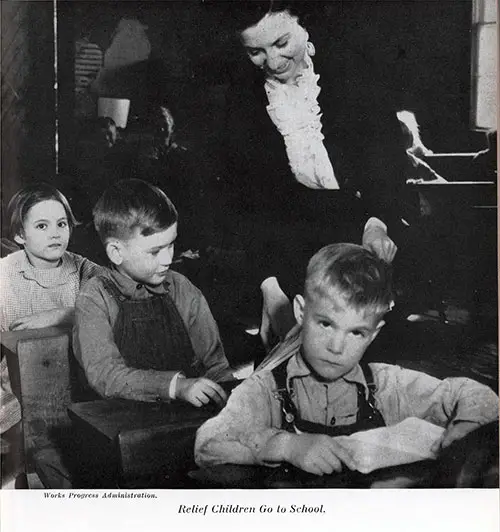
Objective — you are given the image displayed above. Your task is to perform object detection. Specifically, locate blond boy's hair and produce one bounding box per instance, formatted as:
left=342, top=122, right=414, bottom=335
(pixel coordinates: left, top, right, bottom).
left=305, top=243, right=393, bottom=318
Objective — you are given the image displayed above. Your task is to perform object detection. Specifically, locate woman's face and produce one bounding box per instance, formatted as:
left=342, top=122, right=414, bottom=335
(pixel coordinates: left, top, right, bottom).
left=240, top=11, right=309, bottom=84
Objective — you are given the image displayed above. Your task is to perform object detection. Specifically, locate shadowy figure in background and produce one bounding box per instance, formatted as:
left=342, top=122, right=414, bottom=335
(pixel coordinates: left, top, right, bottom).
left=95, top=116, right=118, bottom=150
left=71, top=116, right=133, bottom=218
left=135, top=105, right=211, bottom=254
left=61, top=116, right=135, bottom=265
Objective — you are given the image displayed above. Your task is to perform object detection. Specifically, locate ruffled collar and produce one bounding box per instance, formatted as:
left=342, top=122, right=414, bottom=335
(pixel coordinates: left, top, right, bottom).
left=264, top=53, right=316, bottom=92
left=262, top=53, right=339, bottom=190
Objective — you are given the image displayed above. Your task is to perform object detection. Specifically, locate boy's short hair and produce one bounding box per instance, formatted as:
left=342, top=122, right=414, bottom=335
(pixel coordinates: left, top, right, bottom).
left=305, top=243, right=393, bottom=317
left=7, top=183, right=79, bottom=239
left=93, top=179, right=178, bottom=243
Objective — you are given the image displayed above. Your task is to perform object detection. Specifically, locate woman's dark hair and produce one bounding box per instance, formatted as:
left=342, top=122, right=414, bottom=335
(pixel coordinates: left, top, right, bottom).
left=232, top=1, right=304, bottom=32
left=7, top=183, right=79, bottom=239
left=206, top=0, right=310, bottom=33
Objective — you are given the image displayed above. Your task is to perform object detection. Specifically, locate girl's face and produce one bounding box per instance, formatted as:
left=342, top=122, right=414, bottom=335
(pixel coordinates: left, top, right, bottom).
left=240, top=11, right=309, bottom=84
left=14, top=199, right=70, bottom=268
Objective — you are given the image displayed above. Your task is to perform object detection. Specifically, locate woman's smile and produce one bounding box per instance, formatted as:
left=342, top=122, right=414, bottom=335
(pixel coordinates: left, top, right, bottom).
left=268, top=61, right=290, bottom=76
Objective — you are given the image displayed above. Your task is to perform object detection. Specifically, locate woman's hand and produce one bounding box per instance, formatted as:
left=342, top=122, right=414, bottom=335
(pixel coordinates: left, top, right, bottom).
left=9, top=308, right=74, bottom=331
left=362, top=225, right=398, bottom=264
left=259, top=277, right=296, bottom=352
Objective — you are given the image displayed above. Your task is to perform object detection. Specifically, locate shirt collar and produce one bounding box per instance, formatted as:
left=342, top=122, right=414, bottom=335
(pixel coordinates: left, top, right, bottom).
left=18, top=250, right=78, bottom=288
left=287, top=350, right=368, bottom=390
left=108, top=267, right=171, bottom=299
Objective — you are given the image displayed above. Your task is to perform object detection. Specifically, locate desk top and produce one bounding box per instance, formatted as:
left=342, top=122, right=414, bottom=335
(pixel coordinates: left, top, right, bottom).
left=68, top=379, right=242, bottom=441
left=1, top=325, right=71, bottom=353
left=68, top=399, right=220, bottom=441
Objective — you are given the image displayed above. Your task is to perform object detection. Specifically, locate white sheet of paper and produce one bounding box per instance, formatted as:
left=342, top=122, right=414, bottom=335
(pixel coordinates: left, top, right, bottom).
left=333, top=417, right=446, bottom=474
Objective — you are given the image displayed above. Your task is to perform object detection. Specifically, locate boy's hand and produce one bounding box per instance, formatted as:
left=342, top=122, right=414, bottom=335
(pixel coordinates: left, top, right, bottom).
left=9, top=308, right=73, bottom=331
left=284, top=433, right=357, bottom=476
left=176, top=377, right=227, bottom=408
left=431, top=421, right=482, bottom=453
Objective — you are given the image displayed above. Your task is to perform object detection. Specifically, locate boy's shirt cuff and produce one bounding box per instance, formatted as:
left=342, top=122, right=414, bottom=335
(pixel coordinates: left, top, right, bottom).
left=169, top=372, right=184, bottom=399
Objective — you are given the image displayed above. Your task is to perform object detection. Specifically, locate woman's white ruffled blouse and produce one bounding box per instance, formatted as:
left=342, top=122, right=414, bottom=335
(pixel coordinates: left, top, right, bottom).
left=264, top=56, right=339, bottom=190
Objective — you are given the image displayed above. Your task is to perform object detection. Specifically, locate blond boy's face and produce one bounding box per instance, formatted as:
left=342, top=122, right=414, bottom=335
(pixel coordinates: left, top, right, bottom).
left=111, top=223, right=177, bottom=287
left=294, top=287, right=384, bottom=382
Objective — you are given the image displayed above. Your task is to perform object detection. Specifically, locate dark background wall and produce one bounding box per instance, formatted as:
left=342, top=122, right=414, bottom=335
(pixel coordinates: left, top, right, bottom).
left=1, top=1, right=55, bottom=234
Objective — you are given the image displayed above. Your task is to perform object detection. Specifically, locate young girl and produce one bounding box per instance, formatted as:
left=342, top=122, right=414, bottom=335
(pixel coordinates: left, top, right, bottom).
left=0, top=183, right=103, bottom=441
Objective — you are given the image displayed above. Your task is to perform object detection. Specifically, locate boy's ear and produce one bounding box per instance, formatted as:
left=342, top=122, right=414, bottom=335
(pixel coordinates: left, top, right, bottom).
left=293, top=294, right=306, bottom=327
left=105, top=240, right=124, bottom=266
left=368, top=320, right=386, bottom=344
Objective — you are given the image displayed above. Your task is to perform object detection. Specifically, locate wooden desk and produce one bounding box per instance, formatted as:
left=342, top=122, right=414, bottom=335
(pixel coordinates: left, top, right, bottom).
left=66, top=397, right=499, bottom=489
left=1, top=325, right=71, bottom=353
left=1, top=325, right=79, bottom=488
left=189, top=422, right=499, bottom=489
left=1, top=326, right=72, bottom=396
left=188, top=462, right=438, bottom=489
left=68, top=380, right=242, bottom=488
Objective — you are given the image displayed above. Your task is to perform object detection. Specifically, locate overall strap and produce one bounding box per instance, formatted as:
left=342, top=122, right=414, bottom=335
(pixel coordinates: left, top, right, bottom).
left=360, top=361, right=378, bottom=409
left=156, top=290, right=198, bottom=377
left=272, top=359, right=386, bottom=436
left=357, top=361, right=386, bottom=429
left=99, top=276, right=128, bottom=303
left=271, top=359, right=298, bottom=433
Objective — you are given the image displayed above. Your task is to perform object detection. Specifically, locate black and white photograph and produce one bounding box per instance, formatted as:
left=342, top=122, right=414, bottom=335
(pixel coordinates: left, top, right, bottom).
left=0, top=0, right=498, bottom=529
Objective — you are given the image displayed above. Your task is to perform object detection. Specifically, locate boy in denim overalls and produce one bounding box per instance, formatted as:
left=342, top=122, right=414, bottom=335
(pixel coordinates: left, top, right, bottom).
left=74, top=179, right=233, bottom=407
left=195, top=243, right=498, bottom=475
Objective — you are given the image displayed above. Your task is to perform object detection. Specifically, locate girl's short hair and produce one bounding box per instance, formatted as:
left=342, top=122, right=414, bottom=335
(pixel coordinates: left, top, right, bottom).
left=93, top=179, right=178, bottom=243
left=305, top=243, right=393, bottom=318
left=7, top=183, right=79, bottom=239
